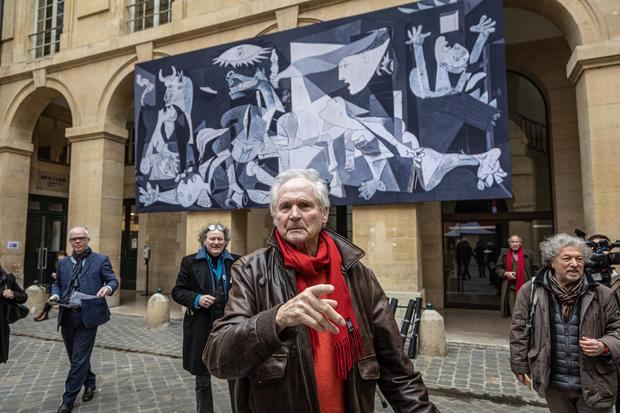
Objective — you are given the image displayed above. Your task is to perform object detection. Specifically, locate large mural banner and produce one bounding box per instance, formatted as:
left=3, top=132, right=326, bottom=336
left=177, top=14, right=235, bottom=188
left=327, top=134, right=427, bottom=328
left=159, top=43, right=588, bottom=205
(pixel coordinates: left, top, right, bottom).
left=135, top=0, right=510, bottom=212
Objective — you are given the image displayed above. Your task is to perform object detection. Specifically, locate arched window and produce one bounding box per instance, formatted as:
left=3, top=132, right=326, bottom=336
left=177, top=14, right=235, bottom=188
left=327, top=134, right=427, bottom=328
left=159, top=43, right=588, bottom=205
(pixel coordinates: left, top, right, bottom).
left=442, top=71, right=554, bottom=309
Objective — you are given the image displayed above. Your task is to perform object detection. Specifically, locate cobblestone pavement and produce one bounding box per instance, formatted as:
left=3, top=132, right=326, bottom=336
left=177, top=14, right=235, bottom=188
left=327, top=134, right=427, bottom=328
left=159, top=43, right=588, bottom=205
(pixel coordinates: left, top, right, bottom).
left=5, top=312, right=548, bottom=411
left=1, top=336, right=547, bottom=413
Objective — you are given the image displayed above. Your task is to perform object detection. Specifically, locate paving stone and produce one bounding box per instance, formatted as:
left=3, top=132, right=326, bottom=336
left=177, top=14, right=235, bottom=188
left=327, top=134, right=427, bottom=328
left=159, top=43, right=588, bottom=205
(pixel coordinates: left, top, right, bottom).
left=1, top=314, right=550, bottom=412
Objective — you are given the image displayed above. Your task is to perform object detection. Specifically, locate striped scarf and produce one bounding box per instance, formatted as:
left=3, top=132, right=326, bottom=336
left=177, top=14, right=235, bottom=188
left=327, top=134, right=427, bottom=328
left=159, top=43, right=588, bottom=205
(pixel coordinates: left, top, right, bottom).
left=548, top=272, right=584, bottom=321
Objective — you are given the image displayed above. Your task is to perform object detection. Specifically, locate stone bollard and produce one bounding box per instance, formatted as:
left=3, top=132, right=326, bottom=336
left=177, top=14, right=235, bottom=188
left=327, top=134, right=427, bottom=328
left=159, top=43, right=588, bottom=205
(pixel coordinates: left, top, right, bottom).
left=419, top=303, right=447, bottom=357
left=146, top=288, right=170, bottom=329
left=25, top=283, right=48, bottom=315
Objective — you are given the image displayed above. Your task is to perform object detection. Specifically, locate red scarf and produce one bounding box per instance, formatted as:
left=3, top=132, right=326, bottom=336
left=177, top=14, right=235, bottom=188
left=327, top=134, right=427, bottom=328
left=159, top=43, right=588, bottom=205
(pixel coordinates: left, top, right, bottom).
left=275, top=230, right=363, bottom=379
left=506, top=247, right=526, bottom=294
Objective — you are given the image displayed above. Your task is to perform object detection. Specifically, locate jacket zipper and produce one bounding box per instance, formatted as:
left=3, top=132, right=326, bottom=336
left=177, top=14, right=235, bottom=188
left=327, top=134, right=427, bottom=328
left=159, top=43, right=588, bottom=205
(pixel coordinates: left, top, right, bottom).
left=281, top=266, right=314, bottom=411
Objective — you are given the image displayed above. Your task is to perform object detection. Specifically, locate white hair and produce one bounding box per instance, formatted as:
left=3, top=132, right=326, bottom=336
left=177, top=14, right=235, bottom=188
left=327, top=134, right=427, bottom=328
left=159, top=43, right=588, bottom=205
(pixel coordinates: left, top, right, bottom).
left=269, top=169, right=330, bottom=222
left=68, top=226, right=90, bottom=238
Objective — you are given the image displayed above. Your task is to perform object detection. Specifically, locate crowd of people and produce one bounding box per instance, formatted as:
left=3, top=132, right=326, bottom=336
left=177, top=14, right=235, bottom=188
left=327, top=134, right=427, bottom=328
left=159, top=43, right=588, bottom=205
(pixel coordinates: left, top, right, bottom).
left=2, top=168, right=620, bottom=413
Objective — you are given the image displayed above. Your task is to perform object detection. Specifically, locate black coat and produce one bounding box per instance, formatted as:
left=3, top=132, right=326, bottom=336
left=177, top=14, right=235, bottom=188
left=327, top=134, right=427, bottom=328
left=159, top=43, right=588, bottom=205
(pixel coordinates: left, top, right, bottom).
left=0, top=270, right=28, bottom=364
left=171, top=249, right=238, bottom=376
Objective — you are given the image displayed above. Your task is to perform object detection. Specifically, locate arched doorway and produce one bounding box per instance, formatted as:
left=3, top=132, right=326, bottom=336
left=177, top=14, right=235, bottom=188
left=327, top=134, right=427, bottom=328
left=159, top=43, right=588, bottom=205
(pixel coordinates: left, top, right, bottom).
left=24, top=95, right=73, bottom=287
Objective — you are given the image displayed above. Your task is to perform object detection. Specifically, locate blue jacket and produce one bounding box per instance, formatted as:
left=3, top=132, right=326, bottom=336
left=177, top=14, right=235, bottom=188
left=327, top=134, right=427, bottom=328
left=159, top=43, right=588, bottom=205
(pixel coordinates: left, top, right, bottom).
left=52, top=252, right=118, bottom=330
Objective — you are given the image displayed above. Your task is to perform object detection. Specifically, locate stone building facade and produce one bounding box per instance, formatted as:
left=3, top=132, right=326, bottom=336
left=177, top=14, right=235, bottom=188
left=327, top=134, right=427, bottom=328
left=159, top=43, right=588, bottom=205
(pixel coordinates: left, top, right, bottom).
left=0, top=0, right=618, bottom=310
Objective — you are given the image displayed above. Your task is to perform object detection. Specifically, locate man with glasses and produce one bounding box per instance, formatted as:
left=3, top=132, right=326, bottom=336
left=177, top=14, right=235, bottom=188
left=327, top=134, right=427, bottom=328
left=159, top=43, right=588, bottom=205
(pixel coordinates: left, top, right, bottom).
left=510, top=233, right=620, bottom=412
left=49, top=226, right=118, bottom=413
left=172, top=223, right=239, bottom=413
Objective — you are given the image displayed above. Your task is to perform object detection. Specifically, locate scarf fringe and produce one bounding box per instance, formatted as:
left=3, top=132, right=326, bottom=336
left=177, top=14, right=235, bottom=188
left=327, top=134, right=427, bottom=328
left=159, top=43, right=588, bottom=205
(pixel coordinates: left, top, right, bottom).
left=334, top=329, right=364, bottom=380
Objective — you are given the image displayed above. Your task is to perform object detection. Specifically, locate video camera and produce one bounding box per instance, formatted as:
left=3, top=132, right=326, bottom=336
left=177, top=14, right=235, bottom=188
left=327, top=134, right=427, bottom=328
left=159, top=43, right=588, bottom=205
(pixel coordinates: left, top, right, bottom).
left=575, top=229, right=620, bottom=285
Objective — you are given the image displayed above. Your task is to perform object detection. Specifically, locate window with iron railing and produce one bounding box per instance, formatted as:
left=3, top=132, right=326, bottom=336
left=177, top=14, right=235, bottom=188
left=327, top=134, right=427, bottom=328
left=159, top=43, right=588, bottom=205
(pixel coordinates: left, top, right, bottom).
left=128, top=0, right=173, bottom=33
left=30, top=0, right=64, bottom=58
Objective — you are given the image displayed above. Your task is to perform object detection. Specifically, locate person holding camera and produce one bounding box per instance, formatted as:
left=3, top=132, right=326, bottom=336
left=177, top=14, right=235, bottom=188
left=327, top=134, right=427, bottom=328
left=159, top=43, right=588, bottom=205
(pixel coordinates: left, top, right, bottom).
left=510, top=233, right=620, bottom=412
left=588, top=234, right=620, bottom=413
left=496, top=234, right=538, bottom=318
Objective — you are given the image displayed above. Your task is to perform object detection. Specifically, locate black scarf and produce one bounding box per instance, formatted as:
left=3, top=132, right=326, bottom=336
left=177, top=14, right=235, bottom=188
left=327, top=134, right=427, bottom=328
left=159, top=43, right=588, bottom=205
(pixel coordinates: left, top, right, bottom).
left=64, top=247, right=93, bottom=300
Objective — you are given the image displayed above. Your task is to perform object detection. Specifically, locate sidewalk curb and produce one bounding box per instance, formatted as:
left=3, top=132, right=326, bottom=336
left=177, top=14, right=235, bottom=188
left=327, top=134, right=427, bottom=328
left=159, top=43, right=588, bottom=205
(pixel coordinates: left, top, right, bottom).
left=12, top=331, right=182, bottom=359
left=446, top=339, right=509, bottom=351
left=427, top=385, right=547, bottom=408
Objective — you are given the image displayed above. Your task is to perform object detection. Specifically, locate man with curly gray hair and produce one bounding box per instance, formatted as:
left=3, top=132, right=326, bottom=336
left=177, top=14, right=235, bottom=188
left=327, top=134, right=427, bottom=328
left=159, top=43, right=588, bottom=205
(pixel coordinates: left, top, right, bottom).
left=510, top=233, right=620, bottom=412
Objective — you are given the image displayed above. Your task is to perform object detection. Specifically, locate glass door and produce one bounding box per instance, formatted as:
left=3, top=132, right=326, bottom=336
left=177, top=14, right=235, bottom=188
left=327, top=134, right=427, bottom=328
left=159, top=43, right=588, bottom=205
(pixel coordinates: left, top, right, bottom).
left=24, top=196, right=67, bottom=288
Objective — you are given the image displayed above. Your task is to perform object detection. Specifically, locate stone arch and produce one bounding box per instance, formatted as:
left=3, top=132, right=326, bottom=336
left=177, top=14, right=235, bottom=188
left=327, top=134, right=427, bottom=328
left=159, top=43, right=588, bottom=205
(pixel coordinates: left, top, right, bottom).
left=505, top=0, right=607, bottom=49
left=255, top=17, right=322, bottom=36
left=2, top=79, right=79, bottom=148
left=98, top=50, right=170, bottom=130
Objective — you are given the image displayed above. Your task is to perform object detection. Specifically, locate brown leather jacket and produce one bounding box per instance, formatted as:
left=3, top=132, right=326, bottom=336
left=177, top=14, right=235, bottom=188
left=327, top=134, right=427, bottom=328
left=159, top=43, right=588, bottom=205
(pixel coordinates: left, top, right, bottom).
left=510, top=270, right=620, bottom=408
left=204, top=229, right=438, bottom=413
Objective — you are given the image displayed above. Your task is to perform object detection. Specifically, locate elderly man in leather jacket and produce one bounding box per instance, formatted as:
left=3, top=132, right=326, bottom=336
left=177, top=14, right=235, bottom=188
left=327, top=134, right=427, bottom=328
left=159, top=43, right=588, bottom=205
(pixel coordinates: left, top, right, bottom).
left=510, top=233, right=620, bottom=412
left=205, top=168, right=437, bottom=413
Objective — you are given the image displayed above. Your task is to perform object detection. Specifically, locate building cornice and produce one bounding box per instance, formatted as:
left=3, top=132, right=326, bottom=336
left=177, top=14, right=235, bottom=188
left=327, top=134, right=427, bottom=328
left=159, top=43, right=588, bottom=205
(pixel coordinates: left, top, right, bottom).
left=567, top=40, right=620, bottom=84
left=0, top=145, right=33, bottom=156
left=65, top=124, right=128, bottom=144
left=0, top=0, right=347, bottom=85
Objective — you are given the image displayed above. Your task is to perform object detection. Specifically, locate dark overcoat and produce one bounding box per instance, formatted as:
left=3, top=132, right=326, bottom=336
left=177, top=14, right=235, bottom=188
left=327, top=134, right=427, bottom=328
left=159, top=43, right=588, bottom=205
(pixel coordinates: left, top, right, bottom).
left=172, top=249, right=238, bottom=376
left=0, top=270, right=28, bottom=364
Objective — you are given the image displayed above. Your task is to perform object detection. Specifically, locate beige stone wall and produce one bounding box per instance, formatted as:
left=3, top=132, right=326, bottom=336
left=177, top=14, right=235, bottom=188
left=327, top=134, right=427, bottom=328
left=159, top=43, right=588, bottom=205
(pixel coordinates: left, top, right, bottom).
left=575, top=65, right=620, bottom=241
left=0, top=150, right=31, bottom=278
left=137, top=211, right=186, bottom=294
left=247, top=209, right=273, bottom=254
left=352, top=204, right=423, bottom=295
left=419, top=202, right=443, bottom=309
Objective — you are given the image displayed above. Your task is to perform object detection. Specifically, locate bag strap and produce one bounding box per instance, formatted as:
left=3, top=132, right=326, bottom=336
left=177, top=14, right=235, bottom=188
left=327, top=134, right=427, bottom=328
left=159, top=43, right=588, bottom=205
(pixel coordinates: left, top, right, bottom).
left=524, top=280, right=538, bottom=341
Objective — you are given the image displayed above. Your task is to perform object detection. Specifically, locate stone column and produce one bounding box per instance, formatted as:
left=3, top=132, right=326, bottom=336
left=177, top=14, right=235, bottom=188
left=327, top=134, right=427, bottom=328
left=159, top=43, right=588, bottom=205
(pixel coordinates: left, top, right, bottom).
left=570, top=61, right=620, bottom=241
left=419, top=202, right=443, bottom=309
left=352, top=204, right=424, bottom=304
left=185, top=210, right=249, bottom=256
left=65, top=126, right=126, bottom=306
left=0, top=145, right=32, bottom=282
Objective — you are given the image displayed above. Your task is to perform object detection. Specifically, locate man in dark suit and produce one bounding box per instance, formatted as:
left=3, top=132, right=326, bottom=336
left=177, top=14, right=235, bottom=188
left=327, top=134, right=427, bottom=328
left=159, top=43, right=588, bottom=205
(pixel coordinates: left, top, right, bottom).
left=49, top=226, right=118, bottom=413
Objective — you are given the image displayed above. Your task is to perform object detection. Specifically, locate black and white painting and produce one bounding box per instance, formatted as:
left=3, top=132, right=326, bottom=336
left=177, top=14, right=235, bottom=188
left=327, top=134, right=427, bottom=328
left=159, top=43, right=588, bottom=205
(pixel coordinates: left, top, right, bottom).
left=135, top=0, right=510, bottom=212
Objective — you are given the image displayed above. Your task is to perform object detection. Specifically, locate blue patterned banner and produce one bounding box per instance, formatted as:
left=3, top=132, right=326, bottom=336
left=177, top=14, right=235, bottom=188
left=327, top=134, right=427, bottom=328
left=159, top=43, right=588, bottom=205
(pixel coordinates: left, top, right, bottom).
left=135, top=0, right=510, bottom=211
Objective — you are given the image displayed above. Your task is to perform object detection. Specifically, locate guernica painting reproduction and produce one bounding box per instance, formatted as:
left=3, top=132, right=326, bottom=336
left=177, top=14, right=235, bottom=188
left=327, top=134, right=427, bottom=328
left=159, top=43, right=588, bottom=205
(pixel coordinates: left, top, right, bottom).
left=135, top=0, right=510, bottom=212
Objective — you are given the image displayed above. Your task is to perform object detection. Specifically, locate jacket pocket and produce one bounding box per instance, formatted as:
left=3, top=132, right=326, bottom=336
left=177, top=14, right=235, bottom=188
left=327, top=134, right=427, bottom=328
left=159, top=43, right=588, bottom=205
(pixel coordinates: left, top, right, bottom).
left=357, top=354, right=380, bottom=380
left=594, top=357, right=616, bottom=375
left=250, top=353, right=288, bottom=383
left=249, top=353, right=296, bottom=412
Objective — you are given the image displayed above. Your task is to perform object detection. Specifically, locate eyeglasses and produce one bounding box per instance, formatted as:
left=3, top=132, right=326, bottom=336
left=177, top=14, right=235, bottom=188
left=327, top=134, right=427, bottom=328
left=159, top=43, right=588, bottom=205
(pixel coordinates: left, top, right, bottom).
left=207, top=224, right=226, bottom=232
left=69, top=237, right=88, bottom=242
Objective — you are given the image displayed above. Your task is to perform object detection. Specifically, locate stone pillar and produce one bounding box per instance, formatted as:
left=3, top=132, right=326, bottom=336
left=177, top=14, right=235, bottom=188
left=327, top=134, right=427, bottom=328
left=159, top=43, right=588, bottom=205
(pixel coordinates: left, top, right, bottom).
left=419, top=202, right=443, bottom=310
left=65, top=126, right=126, bottom=306
left=419, top=305, right=447, bottom=357
left=25, top=284, right=47, bottom=314
left=0, top=146, right=32, bottom=280
left=572, top=63, right=620, bottom=241
left=352, top=204, right=424, bottom=303
left=146, top=290, right=171, bottom=329
left=185, top=210, right=249, bottom=256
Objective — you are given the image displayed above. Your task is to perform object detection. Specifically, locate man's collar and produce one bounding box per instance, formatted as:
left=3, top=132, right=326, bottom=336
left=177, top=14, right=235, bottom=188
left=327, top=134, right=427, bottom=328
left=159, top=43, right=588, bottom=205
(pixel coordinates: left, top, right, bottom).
left=195, top=247, right=233, bottom=262
left=266, top=227, right=365, bottom=271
